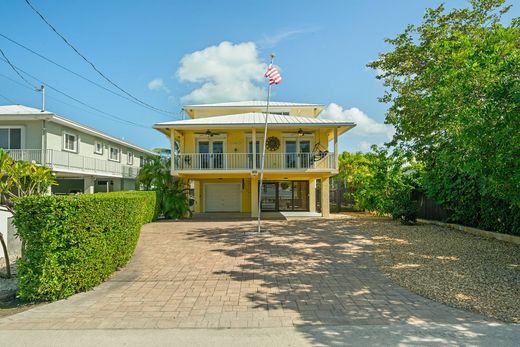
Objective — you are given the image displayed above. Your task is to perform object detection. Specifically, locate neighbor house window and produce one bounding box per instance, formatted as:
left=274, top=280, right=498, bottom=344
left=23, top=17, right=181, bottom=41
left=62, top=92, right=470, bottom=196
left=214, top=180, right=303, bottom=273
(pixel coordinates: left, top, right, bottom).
left=109, top=147, right=120, bottom=161
left=127, top=152, right=134, bottom=165
left=63, top=132, right=78, bottom=152
left=0, top=127, right=22, bottom=149
left=94, top=141, right=103, bottom=154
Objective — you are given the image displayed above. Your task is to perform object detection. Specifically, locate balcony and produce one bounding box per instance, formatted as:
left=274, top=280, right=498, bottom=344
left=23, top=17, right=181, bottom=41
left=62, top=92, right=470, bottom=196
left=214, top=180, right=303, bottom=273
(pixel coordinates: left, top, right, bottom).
left=6, top=149, right=140, bottom=178
left=173, top=152, right=336, bottom=172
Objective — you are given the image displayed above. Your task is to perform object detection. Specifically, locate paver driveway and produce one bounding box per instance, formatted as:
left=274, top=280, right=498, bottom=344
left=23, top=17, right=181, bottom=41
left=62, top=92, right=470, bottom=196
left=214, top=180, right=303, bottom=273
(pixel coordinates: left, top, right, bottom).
left=0, top=217, right=488, bottom=330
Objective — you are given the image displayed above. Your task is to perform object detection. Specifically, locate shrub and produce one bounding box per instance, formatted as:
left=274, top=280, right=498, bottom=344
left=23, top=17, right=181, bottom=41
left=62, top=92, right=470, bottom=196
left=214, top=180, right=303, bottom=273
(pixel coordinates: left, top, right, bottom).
left=13, top=191, right=156, bottom=301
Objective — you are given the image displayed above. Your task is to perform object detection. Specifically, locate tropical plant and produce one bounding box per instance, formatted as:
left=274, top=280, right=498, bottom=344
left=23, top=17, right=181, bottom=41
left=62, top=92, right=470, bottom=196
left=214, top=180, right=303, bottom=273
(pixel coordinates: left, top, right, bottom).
left=367, top=0, right=519, bottom=233
left=137, top=155, right=190, bottom=219
left=0, top=149, right=56, bottom=278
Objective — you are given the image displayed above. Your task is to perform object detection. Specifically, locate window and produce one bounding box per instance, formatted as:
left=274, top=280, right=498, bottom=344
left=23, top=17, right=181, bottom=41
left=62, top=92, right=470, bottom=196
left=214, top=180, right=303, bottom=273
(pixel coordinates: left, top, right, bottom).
left=0, top=128, right=22, bottom=149
left=109, top=147, right=120, bottom=161
left=94, top=141, right=103, bottom=154
left=139, top=155, right=145, bottom=168
left=127, top=151, right=134, bottom=165
left=63, top=132, right=78, bottom=152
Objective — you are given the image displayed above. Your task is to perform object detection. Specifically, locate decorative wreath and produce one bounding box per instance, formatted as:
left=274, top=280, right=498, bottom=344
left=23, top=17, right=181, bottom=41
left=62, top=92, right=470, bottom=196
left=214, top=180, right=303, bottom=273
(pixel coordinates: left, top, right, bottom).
left=266, top=136, right=280, bottom=151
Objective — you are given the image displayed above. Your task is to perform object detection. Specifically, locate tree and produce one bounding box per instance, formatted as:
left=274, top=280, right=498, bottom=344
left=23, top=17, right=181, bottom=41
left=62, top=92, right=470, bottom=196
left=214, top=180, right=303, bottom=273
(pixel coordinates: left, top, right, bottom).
left=137, top=155, right=190, bottom=219
left=0, top=149, right=56, bottom=278
left=367, top=0, right=519, bottom=233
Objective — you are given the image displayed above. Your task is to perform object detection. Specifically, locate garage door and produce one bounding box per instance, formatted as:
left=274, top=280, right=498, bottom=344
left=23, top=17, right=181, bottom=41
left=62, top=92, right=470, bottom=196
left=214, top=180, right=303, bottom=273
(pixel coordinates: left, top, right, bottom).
left=204, top=183, right=241, bottom=212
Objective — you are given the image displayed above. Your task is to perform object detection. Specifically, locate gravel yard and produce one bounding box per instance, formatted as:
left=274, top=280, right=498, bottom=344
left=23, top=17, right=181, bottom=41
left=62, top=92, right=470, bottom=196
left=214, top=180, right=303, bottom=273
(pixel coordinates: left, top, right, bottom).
left=344, top=212, right=520, bottom=323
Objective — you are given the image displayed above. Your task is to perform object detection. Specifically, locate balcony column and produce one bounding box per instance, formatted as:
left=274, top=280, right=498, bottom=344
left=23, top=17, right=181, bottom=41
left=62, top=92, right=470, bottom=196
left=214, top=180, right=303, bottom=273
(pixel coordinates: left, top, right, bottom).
left=252, top=128, right=256, bottom=170
left=171, top=128, right=176, bottom=172
left=334, top=127, right=338, bottom=170
left=309, top=178, right=317, bottom=213
left=321, top=176, right=330, bottom=217
left=251, top=175, right=259, bottom=217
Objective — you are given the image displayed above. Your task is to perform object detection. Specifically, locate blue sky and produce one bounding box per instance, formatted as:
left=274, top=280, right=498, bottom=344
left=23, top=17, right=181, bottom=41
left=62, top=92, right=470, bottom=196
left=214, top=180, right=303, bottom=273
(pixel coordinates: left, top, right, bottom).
left=1, top=0, right=518, bottom=152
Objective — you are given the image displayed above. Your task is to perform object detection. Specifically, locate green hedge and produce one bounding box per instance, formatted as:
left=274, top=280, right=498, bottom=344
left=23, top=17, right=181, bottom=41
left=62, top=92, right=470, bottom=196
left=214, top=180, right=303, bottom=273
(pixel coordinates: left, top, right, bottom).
left=14, top=191, right=156, bottom=301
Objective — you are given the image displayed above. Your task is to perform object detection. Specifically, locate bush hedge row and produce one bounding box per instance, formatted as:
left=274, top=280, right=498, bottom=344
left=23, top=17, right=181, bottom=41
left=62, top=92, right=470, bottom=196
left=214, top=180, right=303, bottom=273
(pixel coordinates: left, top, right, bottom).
left=14, top=191, right=156, bottom=301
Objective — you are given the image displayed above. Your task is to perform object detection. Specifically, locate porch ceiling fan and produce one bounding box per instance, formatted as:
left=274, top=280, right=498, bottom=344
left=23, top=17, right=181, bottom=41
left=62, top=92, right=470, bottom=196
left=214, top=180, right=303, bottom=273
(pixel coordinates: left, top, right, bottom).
left=296, top=128, right=312, bottom=137
left=194, top=129, right=221, bottom=137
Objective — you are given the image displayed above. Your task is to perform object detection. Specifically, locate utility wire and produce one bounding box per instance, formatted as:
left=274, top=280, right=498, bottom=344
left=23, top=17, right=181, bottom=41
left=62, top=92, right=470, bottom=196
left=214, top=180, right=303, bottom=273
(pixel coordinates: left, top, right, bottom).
left=0, top=60, right=150, bottom=128
left=0, top=47, right=34, bottom=87
left=0, top=33, right=172, bottom=119
left=0, top=92, right=16, bottom=104
left=24, top=0, right=177, bottom=117
left=0, top=71, right=148, bottom=128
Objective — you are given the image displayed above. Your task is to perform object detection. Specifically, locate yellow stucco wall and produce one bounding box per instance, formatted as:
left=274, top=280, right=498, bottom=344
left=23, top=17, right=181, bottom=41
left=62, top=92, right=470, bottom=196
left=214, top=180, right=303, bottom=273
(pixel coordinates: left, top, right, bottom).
left=177, top=129, right=332, bottom=155
left=186, top=107, right=321, bottom=119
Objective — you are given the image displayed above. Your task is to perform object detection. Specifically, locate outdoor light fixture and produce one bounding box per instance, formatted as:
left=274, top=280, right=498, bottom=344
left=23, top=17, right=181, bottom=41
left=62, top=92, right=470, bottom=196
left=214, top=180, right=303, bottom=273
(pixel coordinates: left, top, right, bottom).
left=297, top=128, right=304, bottom=137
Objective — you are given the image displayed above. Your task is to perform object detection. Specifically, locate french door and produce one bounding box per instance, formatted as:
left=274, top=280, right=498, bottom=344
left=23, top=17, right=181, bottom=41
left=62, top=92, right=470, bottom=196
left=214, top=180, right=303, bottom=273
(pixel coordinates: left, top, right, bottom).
left=198, top=140, right=224, bottom=169
left=285, top=139, right=311, bottom=169
left=260, top=181, right=309, bottom=211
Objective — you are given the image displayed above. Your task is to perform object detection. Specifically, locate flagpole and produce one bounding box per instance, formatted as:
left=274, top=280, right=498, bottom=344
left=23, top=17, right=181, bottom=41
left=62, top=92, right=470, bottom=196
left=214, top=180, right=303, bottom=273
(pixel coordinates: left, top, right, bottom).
left=257, top=53, right=275, bottom=233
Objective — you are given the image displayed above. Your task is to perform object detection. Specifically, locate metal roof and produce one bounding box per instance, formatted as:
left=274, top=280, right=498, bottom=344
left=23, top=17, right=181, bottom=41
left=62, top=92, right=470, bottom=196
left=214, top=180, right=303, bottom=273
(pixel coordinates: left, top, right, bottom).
left=183, top=101, right=324, bottom=108
left=0, top=105, right=158, bottom=156
left=154, top=112, right=355, bottom=128
left=0, top=105, right=53, bottom=115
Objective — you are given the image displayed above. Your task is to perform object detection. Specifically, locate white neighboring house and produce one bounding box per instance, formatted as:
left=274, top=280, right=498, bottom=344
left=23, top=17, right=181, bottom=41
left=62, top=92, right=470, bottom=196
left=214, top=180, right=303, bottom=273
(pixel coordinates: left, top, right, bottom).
left=0, top=105, right=157, bottom=194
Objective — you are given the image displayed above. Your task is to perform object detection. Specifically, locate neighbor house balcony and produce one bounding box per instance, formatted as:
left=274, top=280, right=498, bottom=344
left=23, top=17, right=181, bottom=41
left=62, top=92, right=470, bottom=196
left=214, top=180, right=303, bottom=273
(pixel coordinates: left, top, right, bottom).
left=173, top=152, right=337, bottom=173
left=5, top=149, right=139, bottom=179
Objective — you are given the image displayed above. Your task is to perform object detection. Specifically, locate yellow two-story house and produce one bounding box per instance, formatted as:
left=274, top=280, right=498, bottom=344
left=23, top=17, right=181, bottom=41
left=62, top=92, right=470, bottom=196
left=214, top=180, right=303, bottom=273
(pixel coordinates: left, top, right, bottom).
left=153, top=101, right=355, bottom=217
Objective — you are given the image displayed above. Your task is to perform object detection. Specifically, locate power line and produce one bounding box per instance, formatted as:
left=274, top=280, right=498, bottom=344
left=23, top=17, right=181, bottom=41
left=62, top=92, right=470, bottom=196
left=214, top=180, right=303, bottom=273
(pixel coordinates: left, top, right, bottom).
left=0, top=33, right=173, bottom=119
left=24, top=0, right=177, bottom=117
left=0, top=92, right=16, bottom=104
left=0, top=47, right=34, bottom=87
left=0, top=72, right=149, bottom=129
left=0, top=60, right=150, bottom=128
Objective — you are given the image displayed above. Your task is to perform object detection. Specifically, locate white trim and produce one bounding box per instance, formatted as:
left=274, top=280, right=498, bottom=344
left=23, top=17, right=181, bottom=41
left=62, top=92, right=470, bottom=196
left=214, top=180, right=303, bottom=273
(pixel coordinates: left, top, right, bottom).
left=108, top=146, right=120, bottom=162
left=0, top=109, right=157, bottom=156
left=0, top=125, right=25, bottom=149
left=94, top=140, right=103, bottom=155
left=203, top=183, right=242, bottom=212
left=62, top=131, right=78, bottom=153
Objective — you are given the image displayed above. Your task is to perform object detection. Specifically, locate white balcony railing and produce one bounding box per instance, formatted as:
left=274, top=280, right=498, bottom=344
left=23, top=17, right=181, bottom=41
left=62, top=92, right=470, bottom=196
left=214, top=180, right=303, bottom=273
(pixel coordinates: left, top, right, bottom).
left=5, top=149, right=140, bottom=178
left=173, top=152, right=336, bottom=171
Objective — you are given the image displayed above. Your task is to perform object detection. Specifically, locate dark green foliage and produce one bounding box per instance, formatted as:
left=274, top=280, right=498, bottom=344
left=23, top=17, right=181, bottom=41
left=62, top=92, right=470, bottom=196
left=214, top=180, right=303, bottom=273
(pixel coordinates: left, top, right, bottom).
left=13, top=191, right=156, bottom=301
left=138, top=156, right=190, bottom=219
left=367, top=0, right=520, bottom=235
left=341, top=146, right=423, bottom=225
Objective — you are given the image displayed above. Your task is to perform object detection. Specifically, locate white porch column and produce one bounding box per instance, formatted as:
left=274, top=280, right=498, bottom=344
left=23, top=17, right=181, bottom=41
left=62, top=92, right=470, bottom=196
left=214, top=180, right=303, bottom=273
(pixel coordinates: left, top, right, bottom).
left=171, top=128, right=176, bottom=172
left=251, top=175, right=259, bottom=217
left=334, top=127, right=338, bottom=170
left=321, top=177, right=330, bottom=217
left=309, top=179, right=317, bottom=213
left=84, top=176, right=95, bottom=194
left=252, top=128, right=256, bottom=170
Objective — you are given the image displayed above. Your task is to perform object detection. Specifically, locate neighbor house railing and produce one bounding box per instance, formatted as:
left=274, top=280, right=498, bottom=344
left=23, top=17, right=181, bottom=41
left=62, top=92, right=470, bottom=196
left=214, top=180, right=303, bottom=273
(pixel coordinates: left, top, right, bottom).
left=173, top=152, right=336, bottom=171
left=5, top=149, right=139, bottom=178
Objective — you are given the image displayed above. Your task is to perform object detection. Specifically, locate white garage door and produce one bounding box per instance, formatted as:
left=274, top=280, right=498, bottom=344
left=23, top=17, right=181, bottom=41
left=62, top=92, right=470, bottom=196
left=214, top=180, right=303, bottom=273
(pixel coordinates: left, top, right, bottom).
left=204, top=183, right=241, bottom=212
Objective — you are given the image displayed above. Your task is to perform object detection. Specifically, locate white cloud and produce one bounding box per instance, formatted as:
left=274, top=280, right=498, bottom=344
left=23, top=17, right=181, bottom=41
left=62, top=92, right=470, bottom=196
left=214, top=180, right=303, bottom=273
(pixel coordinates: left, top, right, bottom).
left=257, top=27, right=319, bottom=48
left=147, top=78, right=170, bottom=93
left=320, top=103, right=394, bottom=139
left=176, top=41, right=266, bottom=104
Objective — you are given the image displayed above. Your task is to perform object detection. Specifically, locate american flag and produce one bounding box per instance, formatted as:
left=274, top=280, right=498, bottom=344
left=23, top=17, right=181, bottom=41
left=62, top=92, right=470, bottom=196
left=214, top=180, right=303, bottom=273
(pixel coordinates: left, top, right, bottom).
left=265, top=64, right=282, bottom=85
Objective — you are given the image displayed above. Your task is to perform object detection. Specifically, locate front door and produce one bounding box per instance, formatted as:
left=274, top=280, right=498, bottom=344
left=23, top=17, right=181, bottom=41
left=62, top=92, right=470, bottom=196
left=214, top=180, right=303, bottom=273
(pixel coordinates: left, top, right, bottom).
left=260, top=181, right=309, bottom=211
left=260, top=182, right=277, bottom=211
